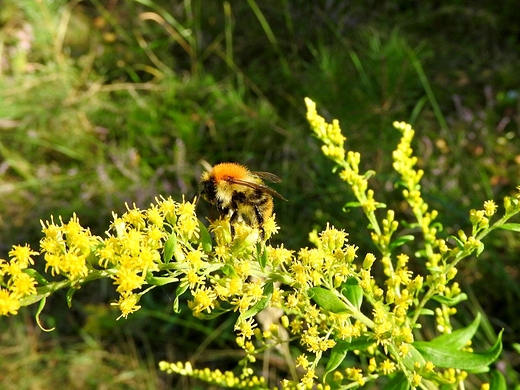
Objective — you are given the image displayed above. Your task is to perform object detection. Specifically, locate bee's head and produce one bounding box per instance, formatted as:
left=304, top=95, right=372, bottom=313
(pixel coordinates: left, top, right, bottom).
left=198, top=171, right=217, bottom=204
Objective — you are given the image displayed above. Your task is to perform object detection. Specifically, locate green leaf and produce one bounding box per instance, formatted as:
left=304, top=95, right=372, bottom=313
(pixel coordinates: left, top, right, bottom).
left=24, top=268, right=49, bottom=285
left=308, top=287, right=350, bottom=314
left=431, top=293, right=468, bottom=306
left=476, top=241, right=485, bottom=256
left=400, top=220, right=419, bottom=229
left=342, top=278, right=363, bottom=310
left=412, top=308, right=435, bottom=316
left=324, top=336, right=378, bottom=381
left=496, top=223, right=520, bottom=232
left=383, top=372, right=410, bottom=390
left=389, top=235, right=415, bottom=250
left=221, top=264, right=238, bottom=278
left=35, top=297, right=55, bottom=332
left=173, top=283, right=189, bottom=313
left=449, top=235, right=465, bottom=250
left=195, top=304, right=233, bottom=319
left=364, top=170, right=376, bottom=179
left=413, top=329, right=503, bottom=370
left=343, top=201, right=362, bottom=209
left=66, top=288, right=76, bottom=309
left=431, top=222, right=443, bottom=231
left=163, top=233, right=176, bottom=264
left=402, top=344, right=426, bottom=371
left=431, top=313, right=480, bottom=349
left=490, top=369, right=507, bottom=390
left=146, top=275, right=179, bottom=286
left=402, top=346, right=452, bottom=384
left=324, top=340, right=349, bottom=382
left=346, top=336, right=375, bottom=350
left=240, top=282, right=273, bottom=322
left=258, top=243, right=268, bottom=269
left=198, top=220, right=212, bottom=253
left=19, top=291, right=48, bottom=307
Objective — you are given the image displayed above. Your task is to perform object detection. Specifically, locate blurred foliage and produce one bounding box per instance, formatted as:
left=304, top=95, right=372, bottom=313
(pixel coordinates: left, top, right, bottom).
left=1, top=0, right=519, bottom=388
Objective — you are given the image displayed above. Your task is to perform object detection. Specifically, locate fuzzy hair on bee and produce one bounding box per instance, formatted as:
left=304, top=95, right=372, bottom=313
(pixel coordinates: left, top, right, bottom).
left=198, top=162, right=286, bottom=240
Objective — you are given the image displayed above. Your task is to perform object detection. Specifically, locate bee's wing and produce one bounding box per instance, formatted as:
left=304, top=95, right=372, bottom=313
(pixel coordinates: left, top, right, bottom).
left=252, top=171, right=282, bottom=183
left=230, top=178, right=287, bottom=201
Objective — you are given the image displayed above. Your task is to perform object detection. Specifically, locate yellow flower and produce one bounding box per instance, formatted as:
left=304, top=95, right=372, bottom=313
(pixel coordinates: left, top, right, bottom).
left=44, top=253, right=62, bottom=276
left=124, top=204, right=146, bottom=230
left=157, top=196, right=177, bottom=224
left=8, top=244, right=38, bottom=268
left=9, top=272, right=38, bottom=297
left=235, top=317, right=257, bottom=339
left=262, top=215, right=279, bottom=239
left=190, top=286, right=217, bottom=313
left=0, top=259, right=22, bottom=277
left=301, top=368, right=317, bottom=388
left=146, top=204, right=164, bottom=227
left=345, top=367, right=365, bottom=386
left=245, top=280, right=264, bottom=301
left=124, top=229, right=144, bottom=257
left=62, top=251, right=89, bottom=280
left=135, top=246, right=160, bottom=273
left=295, top=354, right=310, bottom=369
left=112, top=267, right=145, bottom=293
left=379, top=359, right=396, bottom=375
left=185, top=270, right=203, bottom=289
left=228, top=277, right=243, bottom=296
left=146, top=225, right=167, bottom=248
left=186, top=249, right=207, bottom=271
left=176, top=198, right=199, bottom=238
left=483, top=200, right=498, bottom=217
left=0, top=288, right=21, bottom=316
left=112, top=293, right=141, bottom=319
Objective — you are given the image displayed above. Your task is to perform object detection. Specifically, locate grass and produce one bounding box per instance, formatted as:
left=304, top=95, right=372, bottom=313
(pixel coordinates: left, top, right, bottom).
left=1, top=0, right=519, bottom=388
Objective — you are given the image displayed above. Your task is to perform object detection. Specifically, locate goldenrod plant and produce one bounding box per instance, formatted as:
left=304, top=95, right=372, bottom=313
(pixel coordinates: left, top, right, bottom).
left=1, top=98, right=518, bottom=389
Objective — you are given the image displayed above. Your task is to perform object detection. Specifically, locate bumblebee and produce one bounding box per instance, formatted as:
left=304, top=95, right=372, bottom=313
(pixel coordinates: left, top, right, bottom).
left=199, top=162, right=286, bottom=239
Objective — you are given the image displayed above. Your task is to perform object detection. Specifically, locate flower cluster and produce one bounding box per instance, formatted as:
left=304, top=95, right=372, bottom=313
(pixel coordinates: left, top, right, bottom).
left=0, top=196, right=201, bottom=320
left=2, top=99, right=518, bottom=389
left=0, top=244, right=39, bottom=315
left=300, top=98, right=514, bottom=389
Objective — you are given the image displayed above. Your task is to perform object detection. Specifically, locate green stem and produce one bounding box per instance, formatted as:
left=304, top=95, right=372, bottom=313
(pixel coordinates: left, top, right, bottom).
left=19, top=269, right=116, bottom=307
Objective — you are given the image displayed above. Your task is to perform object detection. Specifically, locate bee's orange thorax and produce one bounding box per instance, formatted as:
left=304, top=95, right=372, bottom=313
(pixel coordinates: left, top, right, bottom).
left=212, top=162, right=249, bottom=182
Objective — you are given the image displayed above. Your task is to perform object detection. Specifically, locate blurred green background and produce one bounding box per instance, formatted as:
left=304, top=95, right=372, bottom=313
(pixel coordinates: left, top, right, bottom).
left=1, top=0, right=519, bottom=388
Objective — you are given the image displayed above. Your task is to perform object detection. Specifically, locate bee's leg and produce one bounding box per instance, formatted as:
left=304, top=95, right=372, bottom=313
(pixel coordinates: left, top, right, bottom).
left=228, top=210, right=238, bottom=238
left=253, top=206, right=265, bottom=240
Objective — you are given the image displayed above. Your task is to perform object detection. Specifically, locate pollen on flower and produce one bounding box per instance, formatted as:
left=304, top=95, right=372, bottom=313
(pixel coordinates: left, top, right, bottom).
left=62, top=251, right=89, bottom=280
left=267, top=244, right=294, bottom=267
left=112, top=292, right=141, bottom=319
left=9, top=272, right=38, bottom=297
left=185, top=269, right=204, bottom=289
left=345, top=367, right=365, bottom=386
left=235, top=317, right=257, bottom=339
left=190, top=286, right=217, bottom=313
left=483, top=200, right=498, bottom=217
left=379, top=359, right=397, bottom=375
left=112, top=267, right=146, bottom=293
left=176, top=198, right=199, bottom=239
left=146, top=204, right=164, bottom=227
left=186, top=249, right=207, bottom=271
left=8, top=244, right=38, bottom=268
left=262, top=215, right=279, bottom=239
left=0, top=288, right=21, bottom=316
left=124, top=204, right=146, bottom=230
left=146, top=225, right=166, bottom=248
